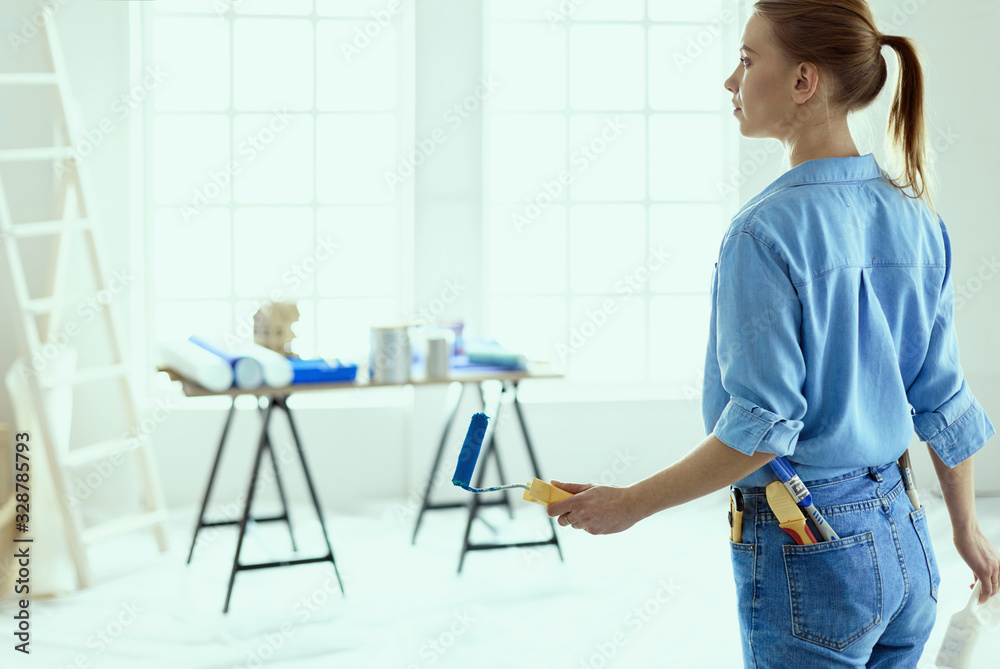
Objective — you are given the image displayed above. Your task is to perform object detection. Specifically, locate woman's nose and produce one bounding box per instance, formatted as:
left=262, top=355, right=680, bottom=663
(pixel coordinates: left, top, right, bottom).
left=724, top=65, right=740, bottom=94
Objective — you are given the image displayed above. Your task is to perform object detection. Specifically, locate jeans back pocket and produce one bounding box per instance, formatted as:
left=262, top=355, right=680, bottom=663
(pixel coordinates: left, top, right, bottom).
left=783, top=532, right=883, bottom=651
left=910, top=507, right=941, bottom=602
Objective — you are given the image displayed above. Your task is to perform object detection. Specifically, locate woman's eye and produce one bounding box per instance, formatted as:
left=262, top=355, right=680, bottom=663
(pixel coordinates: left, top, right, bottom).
left=739, top=56, right=750, bottom=67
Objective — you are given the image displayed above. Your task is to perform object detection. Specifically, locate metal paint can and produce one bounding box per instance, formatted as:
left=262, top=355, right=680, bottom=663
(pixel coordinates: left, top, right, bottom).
left=426, top=331, right=452, bottom=380
left=370, top=325, right=411, bottom=383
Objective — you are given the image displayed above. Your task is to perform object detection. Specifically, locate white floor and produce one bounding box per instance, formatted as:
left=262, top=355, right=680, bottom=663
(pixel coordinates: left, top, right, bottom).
left=2, top=493, right=999, bottom=669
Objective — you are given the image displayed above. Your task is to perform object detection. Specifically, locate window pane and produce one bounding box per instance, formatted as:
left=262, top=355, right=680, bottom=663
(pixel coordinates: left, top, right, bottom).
left=486, top=114, right=566, bottom=202
left=649, top=295, right=711, bottom=386
left=487, top=204, right=566, bottom=295
left=233, top=208, right=315, bottom=298
left=568, top=114, right=645, bottom=201
left=488, top=0, right=644, bottom=22
left=317, top=114, right=397, bottom=204
left=650, top=25, right=727, bottom=111
left=648, top=0, right=727, bottom=23
left=153, top=18, right=230, bottom=112
left=316, top=298, right=399, bottom=360
left=234, top=0, right=313, bottom=15
left=570, top=0, right=645, bottom=21
left=233, top=19, right=314, bottom=111
left=649, top=204, right=727, bottom=293
left=233, top=114, right=314, bottom=204
left=487, top=0, right=549, bottom=21
left=567, top=296, right=645, bottom=382
left=155, top=301, right=232, bottom=345
left=153, top=208, right=231, bottom=299
left=316, top=0, right=400, bottom=17
left=649, top=114, right=725, bottom=201
left=316, top=206, right=398, bottom=297
left=570, top=26, right=645, bottom=110
left=487, top=297, right=566, bottom=363
left=488, top=25, right=566, bottom=112
left=317, top=21, right=397, bottom=111
left=569, top=205, right=646, bottom=293
left=154, top=0, right=218, bottom=14
left=153, top=114, right=230, bottom=207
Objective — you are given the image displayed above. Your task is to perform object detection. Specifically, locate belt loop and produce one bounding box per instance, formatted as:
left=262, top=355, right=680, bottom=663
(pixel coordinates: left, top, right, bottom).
left=868, top=466, right=883, bottom=482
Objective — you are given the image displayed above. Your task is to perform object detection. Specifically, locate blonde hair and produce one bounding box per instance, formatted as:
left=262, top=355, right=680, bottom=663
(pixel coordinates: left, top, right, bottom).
left=753, top=0, right=935, bottom=212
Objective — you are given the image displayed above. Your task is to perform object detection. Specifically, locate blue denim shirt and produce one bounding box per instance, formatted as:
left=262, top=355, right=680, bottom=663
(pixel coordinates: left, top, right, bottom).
left=703, top=153, right=994, bottom=488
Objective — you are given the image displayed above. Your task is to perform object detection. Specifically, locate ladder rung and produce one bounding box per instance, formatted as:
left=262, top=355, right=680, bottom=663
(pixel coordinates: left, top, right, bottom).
left=0, top=147, right=74, bottom=162
left=25, top=294, right=98, bottom=314
left=63, top=439, right=135, bottom=468
left=8, top=218, right=90, bottom=238
left=0, top=73, right=58, bottom=85
left=82, top=510, right=170, bottom=545
left=41, top=364, right=128, bottom=388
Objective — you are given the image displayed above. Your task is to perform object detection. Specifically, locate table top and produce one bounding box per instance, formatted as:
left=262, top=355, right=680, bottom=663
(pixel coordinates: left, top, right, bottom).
left=158, top=363, right=563, bottom=398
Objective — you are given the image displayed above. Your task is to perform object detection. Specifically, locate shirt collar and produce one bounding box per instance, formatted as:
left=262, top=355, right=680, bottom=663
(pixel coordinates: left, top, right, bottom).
left=735, top=153, right=885, bottom=219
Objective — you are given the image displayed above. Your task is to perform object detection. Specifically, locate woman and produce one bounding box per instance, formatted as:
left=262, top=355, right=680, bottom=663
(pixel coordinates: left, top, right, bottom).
left=547, top=1, right=1000, bottom=666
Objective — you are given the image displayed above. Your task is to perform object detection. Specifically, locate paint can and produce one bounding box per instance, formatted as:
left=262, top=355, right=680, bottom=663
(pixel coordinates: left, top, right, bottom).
left=370, top=324, right=411, bottom=383
left=426, top=330, right=452, bottom=380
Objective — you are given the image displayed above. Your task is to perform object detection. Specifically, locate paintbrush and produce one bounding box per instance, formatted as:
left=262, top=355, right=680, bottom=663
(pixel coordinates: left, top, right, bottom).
left=769, top=457, right=839, bottom=541
left=766, top=481, right=817, bottom=545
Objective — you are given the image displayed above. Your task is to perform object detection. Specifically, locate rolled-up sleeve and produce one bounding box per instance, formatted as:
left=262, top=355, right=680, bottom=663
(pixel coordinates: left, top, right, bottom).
left=711, top=230, right=808, bottom=457
left=907, top=219, right=995, bottom=467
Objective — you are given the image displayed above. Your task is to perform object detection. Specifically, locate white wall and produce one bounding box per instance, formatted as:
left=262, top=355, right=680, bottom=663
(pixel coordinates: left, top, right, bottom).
left=0, top=0, right=136, bottom=453
left=0, top=0, right=996, bottom=531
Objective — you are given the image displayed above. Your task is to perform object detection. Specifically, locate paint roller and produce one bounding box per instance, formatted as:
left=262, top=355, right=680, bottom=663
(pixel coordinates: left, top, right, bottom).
left=452, top=413, right=573, bottom=506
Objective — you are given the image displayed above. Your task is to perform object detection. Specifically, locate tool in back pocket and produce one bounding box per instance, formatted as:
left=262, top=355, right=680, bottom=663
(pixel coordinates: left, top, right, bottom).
left=729, top=488, right=744, bottom=542
left=766, top=481, right=817, bottom=545
left=898, top=449, right=921, bottom=510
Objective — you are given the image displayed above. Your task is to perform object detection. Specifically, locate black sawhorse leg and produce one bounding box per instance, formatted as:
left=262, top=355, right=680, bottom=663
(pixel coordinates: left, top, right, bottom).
left=257, top=397, right=298, bottom=553
left=457, top=381, right=563, bottom=573
left=410, top=381, right=512, bottom=544
left=222, top=395, right=344, bottom=613
left=187, top=397, right=297, bottom=564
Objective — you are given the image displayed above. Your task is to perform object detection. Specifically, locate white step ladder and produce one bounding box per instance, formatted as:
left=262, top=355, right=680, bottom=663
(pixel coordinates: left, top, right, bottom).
left=0, top=13, right=168, bottom=588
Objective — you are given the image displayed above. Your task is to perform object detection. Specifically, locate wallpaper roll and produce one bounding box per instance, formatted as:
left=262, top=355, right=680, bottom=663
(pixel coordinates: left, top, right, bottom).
left=237, top=343, right=294, bottom=388
left=159, top=339, right=234, bottom=392
left=188, top=335, right=263, bottom=389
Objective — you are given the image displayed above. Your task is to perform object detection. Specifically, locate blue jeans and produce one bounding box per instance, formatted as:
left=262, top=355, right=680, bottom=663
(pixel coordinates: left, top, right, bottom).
left=730, top=462, right=940, bottom=668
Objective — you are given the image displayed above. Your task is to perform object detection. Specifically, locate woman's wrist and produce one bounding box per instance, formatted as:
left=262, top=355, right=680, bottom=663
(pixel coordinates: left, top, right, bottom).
left=952, top=517, right=981, bottom=540
left=625, top=478, right=665, bottom=523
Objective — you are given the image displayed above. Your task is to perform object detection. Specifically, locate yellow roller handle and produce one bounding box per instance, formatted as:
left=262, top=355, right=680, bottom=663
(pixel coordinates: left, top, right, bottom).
left=521, top=478, right=574, bottom=506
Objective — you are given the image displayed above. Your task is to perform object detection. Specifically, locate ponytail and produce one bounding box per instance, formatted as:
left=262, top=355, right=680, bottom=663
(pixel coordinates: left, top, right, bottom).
left=752, top=1, right=935, bottom=212
left=880, top=34, right=934, bottom=211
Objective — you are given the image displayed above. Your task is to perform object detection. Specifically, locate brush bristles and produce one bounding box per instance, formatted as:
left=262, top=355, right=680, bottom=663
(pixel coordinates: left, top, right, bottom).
left=452, top=412, right=490, bottom=487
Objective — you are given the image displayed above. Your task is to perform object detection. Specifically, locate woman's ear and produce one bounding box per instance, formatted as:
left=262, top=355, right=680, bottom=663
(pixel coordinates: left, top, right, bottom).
left=791, top=62, right=820, bottom=104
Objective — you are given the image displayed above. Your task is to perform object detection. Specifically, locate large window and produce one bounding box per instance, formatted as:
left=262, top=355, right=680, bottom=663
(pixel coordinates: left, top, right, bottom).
left=144, top=0, right=411, bottom=363
left=483, top=0, right=739, bottom=389
left=142, top=0, right=741, bottom=393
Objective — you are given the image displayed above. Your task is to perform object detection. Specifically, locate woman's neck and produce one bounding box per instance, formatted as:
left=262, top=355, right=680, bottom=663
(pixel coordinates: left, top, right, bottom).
left=784, top=116, right=861, bottom=168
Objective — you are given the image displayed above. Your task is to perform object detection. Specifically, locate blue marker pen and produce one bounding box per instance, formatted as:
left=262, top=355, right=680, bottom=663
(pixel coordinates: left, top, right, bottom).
left=769, top=457, right=839, bottom=541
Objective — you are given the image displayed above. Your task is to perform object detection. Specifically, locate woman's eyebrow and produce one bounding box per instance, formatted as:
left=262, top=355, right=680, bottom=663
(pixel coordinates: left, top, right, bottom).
left=740, top=44, right=759, bottom=55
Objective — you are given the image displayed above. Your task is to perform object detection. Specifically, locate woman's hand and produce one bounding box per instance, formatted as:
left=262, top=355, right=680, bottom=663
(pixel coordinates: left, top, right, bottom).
left=954, top=526, right=1000, bottom=604
left=545, top=481, right=642, bottom=535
